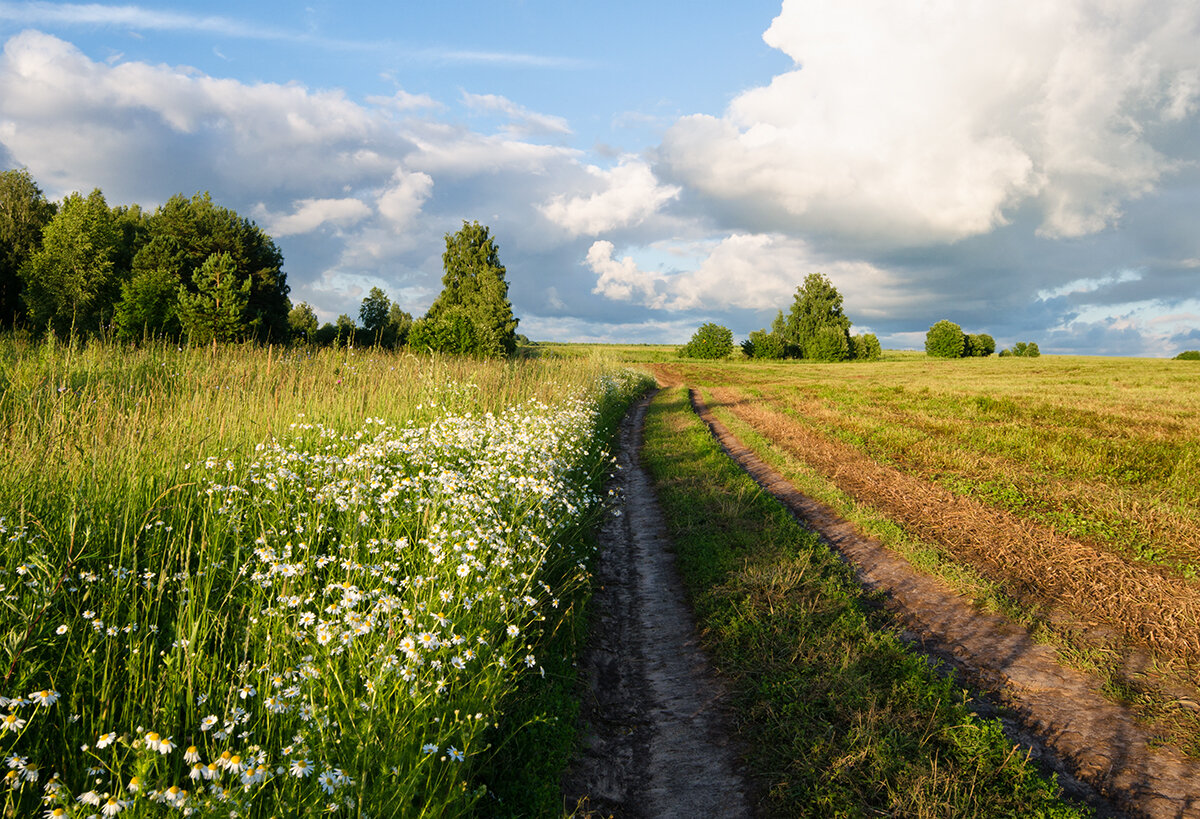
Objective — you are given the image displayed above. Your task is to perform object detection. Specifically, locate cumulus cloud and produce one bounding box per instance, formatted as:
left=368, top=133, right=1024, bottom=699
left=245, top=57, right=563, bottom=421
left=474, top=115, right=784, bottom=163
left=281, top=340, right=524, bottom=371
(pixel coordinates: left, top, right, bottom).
left=658, top=0, right=1200, bottom=244
left=586, top=232, right=903, bottom=316
left=255, top=197, right=373, bottom=237
left=377, top=169, right=434, bottom=228
left=541, top=157, right=680, bottom=236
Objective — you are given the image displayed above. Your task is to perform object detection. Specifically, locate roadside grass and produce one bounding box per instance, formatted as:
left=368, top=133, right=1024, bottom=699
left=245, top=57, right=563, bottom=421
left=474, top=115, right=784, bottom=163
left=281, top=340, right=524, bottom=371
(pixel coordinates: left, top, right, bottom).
left=640, top=386, right=1085, bottom=818
left=0, top=336, right=652, bottom=817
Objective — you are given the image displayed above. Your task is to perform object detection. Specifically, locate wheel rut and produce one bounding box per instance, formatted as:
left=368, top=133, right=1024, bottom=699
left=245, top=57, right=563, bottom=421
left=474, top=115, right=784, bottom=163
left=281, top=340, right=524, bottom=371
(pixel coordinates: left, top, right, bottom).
left=687, top=387, right=1200, bottom=819
left=563, top=391, right=754, bottom=819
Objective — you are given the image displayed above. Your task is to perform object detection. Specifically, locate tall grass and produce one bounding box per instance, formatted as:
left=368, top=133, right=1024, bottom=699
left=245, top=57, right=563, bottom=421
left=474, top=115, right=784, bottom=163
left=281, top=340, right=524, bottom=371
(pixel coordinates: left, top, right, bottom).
left=0, top=336, right=651, bottom=817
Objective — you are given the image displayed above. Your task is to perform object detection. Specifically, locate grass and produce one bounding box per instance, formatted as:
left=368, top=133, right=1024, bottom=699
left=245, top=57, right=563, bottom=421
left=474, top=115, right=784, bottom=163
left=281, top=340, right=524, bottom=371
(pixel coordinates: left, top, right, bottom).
left=649, top=353, right=1200, bottom=759
left=639, top=386, right=1085, bottom=818
left=0, top=335, right=653, bottom=817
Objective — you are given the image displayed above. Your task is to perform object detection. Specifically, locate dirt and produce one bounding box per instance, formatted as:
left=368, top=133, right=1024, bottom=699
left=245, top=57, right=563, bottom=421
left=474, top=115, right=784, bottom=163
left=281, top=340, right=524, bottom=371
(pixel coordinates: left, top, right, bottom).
left=562, top=391, right=754, bottom=819
left=687, top=387, right=1200, bottom=819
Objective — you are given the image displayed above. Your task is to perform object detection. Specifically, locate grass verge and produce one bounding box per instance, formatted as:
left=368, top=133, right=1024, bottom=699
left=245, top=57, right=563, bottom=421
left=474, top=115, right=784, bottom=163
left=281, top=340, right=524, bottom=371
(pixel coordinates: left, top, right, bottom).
left=640, top=386, right=1086, bottom=818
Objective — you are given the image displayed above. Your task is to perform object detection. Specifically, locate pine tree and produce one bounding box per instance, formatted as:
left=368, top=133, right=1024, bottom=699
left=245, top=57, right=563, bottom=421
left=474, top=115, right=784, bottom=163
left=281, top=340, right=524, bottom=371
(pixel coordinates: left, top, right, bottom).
left=177, top=252, right=250, bottom=345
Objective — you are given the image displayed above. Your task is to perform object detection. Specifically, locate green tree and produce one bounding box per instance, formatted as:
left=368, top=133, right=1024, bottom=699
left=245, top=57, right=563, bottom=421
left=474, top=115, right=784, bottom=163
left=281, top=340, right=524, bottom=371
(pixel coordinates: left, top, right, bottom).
left=743, top=327, right=786, bottom=359
left=678, top=322, right=734, bottom=359
left=786, top=273, right=851, bottom=361
left=0, top=168, right=56, bottom=327
left=177, top=252, right=250, bottom=344
left=287, top=301, right=319, bottom=341
left=925, top=320, right=966, bottom=358
left=407, top=306, right=478, bottom=355
left=384, top=303, right=413, bottom=348
left=113, top=265, right=182, bottom=340
left=965, top=333, right=996, bottom=357
left=849, top=333, right=882, bottom=361
left=130, top=193, right=289, bottom=341
left=1174, top=350, right=1200, bottom=360
left=423, top=221, right=518, bottom=357
left=359, top=287, right=391, bottom=341
left=20, top=189, right=121, bottom=336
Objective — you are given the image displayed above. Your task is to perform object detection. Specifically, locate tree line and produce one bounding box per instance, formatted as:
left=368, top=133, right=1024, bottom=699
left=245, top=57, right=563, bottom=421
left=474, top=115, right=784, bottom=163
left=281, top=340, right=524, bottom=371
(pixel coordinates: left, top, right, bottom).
left=0, top=168, right=519, bottom=356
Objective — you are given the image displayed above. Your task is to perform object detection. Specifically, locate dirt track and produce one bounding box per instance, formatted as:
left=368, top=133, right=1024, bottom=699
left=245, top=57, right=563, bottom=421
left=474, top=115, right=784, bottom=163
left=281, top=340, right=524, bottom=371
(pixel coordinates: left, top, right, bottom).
left=686, top=387, right=1200, bottom=819
left=562, top=392, right=753, bottom=818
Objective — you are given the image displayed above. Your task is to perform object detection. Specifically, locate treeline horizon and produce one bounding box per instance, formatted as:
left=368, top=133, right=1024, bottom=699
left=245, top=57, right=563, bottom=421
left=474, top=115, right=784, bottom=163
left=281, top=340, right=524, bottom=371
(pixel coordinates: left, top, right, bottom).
left=0, top=168, right=521, bottom=356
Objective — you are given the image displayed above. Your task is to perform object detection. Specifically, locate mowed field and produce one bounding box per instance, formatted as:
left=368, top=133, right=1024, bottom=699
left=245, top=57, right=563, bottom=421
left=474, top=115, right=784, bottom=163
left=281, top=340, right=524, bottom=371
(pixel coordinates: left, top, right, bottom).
left=0, top=337, right=652, bottom=817
left=650, top=351, right=1200, bottom=759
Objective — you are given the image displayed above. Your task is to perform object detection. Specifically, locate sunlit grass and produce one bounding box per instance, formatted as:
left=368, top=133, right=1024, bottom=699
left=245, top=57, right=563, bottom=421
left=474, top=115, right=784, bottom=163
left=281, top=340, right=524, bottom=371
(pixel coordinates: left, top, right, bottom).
left=0, top=336, right=652, bottom=817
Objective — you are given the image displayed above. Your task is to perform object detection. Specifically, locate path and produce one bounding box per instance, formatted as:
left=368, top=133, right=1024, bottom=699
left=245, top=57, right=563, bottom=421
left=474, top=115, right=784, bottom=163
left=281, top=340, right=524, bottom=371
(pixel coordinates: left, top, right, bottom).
left=562, top=392, right=754, bottom=819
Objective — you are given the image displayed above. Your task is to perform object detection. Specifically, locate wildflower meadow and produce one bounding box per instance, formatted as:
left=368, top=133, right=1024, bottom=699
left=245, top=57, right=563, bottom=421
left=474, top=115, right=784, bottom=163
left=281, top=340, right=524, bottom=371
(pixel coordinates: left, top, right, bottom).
left=0, top=337, right=651, bottom=817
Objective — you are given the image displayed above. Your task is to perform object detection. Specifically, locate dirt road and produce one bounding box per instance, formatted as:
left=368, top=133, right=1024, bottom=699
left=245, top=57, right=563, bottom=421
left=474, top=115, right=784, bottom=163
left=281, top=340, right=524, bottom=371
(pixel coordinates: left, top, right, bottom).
left=562, top=392, right=754, bottom=819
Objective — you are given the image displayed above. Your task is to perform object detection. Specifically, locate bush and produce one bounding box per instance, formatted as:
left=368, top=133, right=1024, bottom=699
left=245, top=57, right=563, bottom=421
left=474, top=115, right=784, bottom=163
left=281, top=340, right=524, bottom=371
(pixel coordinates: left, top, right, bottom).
left=925, top=320, right=966, bottom=358
left=849, top=333, right=882, bottom=361
left=743, top=329, right=786, bottom=359
left=1002, top=341, right=1041, bottom=358
left=679, top=323, right=734, bottom=359
left=965, top=333, right=995, bottom=357
left=1174, top=350, right=1200, bottom=360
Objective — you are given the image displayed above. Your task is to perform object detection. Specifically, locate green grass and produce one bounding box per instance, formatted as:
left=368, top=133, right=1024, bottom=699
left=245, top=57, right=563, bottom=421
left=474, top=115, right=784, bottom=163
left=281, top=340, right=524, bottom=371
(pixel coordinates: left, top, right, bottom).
left=0, top=335, right=653, bottom=817
left=640, top=386, right=1086, bottom=818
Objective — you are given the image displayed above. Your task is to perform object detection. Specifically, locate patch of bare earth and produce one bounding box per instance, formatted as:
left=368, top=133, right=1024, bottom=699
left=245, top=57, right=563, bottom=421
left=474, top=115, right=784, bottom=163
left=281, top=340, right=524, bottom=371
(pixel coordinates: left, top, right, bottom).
left=688, top=387, right=1200, bottom=819
left=562, top=393, right=753, bottom=819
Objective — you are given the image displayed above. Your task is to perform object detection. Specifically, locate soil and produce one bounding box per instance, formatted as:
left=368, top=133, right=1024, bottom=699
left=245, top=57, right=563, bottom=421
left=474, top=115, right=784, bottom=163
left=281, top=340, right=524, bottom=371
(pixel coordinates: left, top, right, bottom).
left=687, top=387, right=1200, bottom=819
left=562, top=392, right=754, bottom=819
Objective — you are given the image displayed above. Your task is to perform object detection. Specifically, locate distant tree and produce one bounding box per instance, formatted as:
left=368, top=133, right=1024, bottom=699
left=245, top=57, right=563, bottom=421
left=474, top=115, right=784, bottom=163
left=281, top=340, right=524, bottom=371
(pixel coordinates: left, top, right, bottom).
left=407, top=306, right=478, bottom=355
left=1001, top=341, right=1041, bottom=357
left=965, top=333, right=996, bottom=357
left=786, top=273, right=852, bottom=361
left=20, top=189, right=121, bottom=337
left=743, top=328, right=786, bottom=359
left=130, top=193, right=289, bottom=341
left=113, top=264, right=182, bottom=340
left=849, top=333, right=882, bottom=361
left=359, top=287, right=391, bottom=339
left=287, top=301, right=319, bottom=341
left=925, top=320, right=966, bottom=358
left=421, top=221, right=518, bottom=357
left=679, top=323, right=734, bottom=359
left=1175, top=350, right=1200, bottom=360
left=0, top=168, right=56, bottom=327
left=335, top=313, right=356, bottom=341
left=177, top=252, right=250, bottom=345
left=384, top=303, right=413, bottom=347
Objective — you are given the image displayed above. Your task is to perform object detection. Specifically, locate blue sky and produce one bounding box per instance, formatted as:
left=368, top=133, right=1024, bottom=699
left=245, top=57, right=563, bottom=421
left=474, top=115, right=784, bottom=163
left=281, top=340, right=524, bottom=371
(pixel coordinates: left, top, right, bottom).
left=1, top=1, right=1199, bottom=355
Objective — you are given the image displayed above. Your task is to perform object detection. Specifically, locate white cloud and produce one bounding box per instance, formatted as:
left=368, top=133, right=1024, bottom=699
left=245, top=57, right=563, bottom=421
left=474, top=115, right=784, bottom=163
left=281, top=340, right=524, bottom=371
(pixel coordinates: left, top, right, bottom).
left=253, top=197, right=372, bottom=237
left=659, top=0, right=1200, bottom=244
left=540, top=156, right=680, bottom=237
left=461, top=91, right=572, bottom=137
left=377, top=169, right=433, bottom=228
left=586, top=232, right=902, bottom=315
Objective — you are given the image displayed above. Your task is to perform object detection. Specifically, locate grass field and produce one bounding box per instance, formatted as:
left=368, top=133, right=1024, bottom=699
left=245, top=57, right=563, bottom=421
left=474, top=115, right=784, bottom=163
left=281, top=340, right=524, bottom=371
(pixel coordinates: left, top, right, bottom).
left=650, top=353, right=1200, bottom=760
left=0, top=336, right=651, bottom=817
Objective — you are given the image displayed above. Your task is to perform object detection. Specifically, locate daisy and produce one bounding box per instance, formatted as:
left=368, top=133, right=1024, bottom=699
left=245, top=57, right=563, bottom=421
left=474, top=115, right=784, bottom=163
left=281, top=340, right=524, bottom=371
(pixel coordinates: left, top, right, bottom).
left=143, top=731, right=175, bottom=755
left=1, top=713, right=25, bottom=733
left=29, top=689, right=59, bottom=707
left=447, top=746, right=464, bottom=762
left=289, top=758, right=312, bottom=778
left=183, top=746, right=200, bottom=764
left=200, top=715, right=218, bottom=732
left=97, top=732, right=117, bottom=749
left=101, top=796, right=126, bottom=816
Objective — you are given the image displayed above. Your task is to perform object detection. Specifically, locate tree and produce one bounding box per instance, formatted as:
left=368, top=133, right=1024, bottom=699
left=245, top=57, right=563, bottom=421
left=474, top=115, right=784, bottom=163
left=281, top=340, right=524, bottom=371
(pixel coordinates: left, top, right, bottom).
left=743, top=328, right=786, bottom=359
left=1175, top=350, right=1200, bottom=360
left=113, top=264, right=182, bottom=340
left=359, top=287, right=391, bottom=339
left=130, top=193, right=289, bottom=341
left=20, top=189, right=121, bottom=336
left=177, top=252, right=250, bottom=344
left=786, top=273, right=851, bottom=361
left=0, top=168, right=56, bottom=327
left=925, top=320, right=966, bottom=358
left=1001, top=341, right=1041, bottom=357
left=849, top=333, right=882, bottom=361
left=965, top=333, right=995, bottom=357
left=384, top=303, right=413, bottom=347
left=678, top=323, right=734, bottom=359
left=422, top=221, right=518, bottom=357
left=287, top=302, right=319, bottom=341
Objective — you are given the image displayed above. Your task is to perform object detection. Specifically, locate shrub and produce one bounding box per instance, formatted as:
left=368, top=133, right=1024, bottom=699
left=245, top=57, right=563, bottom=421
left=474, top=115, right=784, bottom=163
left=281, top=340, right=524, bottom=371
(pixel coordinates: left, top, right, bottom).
left=849, top=333, right=882, bottom=361
left=925, top=320, right=966, bottom=358
left=679, top=323, right=734, bottom=359
left=965, top=333, right=995, bottom=357
left=744, top=329, right=786, bottom=359
left=1174, top=350, right=1200, bottom=360
left=1002, top=341, right=1041, bottom=358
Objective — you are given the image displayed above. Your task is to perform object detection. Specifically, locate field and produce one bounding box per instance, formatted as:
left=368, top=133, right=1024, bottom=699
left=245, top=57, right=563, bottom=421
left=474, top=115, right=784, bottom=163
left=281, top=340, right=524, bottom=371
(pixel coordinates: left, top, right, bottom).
left=651, top=352, right=1200, bottom=761
left=0, top=337, right=651, bottom=817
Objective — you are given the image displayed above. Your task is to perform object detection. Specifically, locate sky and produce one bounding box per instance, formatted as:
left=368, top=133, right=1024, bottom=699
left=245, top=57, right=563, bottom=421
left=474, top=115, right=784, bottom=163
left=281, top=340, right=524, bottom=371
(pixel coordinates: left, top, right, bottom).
left=1, top=1, right=1199, bottom=355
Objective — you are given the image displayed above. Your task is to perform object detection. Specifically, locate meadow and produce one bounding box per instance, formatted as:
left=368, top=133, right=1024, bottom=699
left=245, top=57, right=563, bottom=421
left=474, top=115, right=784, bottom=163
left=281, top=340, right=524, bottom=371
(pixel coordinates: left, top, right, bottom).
left=0, top=336, right=652, bottom=817
left=653, top=352, right=1200, bottom=760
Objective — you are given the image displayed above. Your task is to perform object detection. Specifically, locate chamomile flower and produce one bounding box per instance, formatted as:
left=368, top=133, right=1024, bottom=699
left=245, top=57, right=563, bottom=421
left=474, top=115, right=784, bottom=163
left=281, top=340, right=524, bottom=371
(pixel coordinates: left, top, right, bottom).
left=29, top=689, right=59, bottom=707
left=1, top=713, right=25, bottom=733
left=288, top=758, right=312, bottom=778
left=97, top=732, right=117, bottom=749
